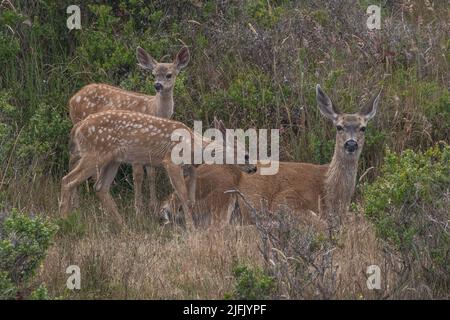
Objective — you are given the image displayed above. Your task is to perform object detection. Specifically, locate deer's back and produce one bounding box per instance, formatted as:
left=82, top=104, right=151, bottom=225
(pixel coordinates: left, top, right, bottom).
left=69, top=83, right=156, bottom=124
left=182, top=162, right=328, bottom=225
left=238, top=161, right=328, bottom=220
left=72, top=110, right=186, bottom=166
left=193, top=165, right=242, bottom=199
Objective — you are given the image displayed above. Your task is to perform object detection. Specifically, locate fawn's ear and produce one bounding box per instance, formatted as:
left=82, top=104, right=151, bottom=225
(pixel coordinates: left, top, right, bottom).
left=316, top=84, right=339, bottom=123
left=359, top=89, right=382, bottom=121
left=213, top=117, right=226, bottom=136
left=136, top=47, right=157, bottom=71
left=174, top=46, right=190, bottom=71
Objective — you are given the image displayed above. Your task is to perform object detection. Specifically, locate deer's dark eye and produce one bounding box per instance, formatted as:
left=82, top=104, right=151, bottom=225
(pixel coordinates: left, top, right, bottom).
left=166, top=74, right=172, bottom=79
left=360, top=126, right=366, bottom=132
left=336, top=125, right=344, bottom=131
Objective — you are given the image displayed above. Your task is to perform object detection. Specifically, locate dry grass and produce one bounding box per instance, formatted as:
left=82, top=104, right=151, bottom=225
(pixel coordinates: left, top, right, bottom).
left=6, top=170, right=446, bottom=299
left=2, top=173, right=406, bottom=300
left=1, top=175, right=395, bottom=300
left=334, top=214, right=400, bottom=299
left=15, top=174, right=265, bottom=299
left=38, top=224, right=262, bottom=299
left=6, top=172, right=445, bottom=300
left=38, top=213, right=400, bottom=300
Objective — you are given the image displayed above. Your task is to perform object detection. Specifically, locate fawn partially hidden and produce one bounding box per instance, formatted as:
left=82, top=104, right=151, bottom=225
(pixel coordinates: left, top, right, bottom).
left=161, top=85, right=381, bottom=231
left=68, top=46, right=190, bottom=214
left=60, top=110, right=256, bottom=229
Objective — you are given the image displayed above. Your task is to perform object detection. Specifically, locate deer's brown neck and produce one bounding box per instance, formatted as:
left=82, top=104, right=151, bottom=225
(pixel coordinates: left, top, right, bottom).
left=155, top=89, right=174, bottom=119
left=323, top=147, right=360, bottom=224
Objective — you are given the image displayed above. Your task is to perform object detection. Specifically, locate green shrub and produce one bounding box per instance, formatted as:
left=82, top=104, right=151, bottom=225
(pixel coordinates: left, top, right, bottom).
left=15, top=102, right=71, bottom=171
left=0, top=210, right=58, bottom=299
left=0, top=271, right=15, bottom=300
left=226, top=264, right=274, bottom=300
left=74, top=4, right=133, bottom=81
left=364, top=144, right=450, bottom=294
left=307, top=131, right=334, bottom=164
left=246, top=0, right=287, bottom=28
left=201, top=67, right=283, bottom=127
left=311, top=9, right=330, bottom=27
left=30, top=284, right=50, bottom=300
left=0, top=91, right=16, bottom=164
left=0, top=31, right=20, bottom=67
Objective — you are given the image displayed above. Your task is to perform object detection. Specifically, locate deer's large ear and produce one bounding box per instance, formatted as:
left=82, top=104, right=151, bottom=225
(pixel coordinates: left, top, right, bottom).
left=316, top=84, right=339, bottom=122
left=359, top=89, right=381, bottom=121
left=136, top=47, right=157, bottom=71
left=174, top=46, right=190, bottom=71
left=213, top=116, right=226, bottom=136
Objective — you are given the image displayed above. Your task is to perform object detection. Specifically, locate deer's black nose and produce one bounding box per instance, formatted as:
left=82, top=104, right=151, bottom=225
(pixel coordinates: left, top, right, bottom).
left=154, top=82, right=163, bottom=92
left=344, top=140, right=358, bottom=153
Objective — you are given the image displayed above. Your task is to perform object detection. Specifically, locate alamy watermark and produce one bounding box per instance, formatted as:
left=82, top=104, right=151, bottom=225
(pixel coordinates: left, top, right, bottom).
left=170, top=121, right=280, bottom=175
left=366, top=5, right=381, bottom=30
left=67, top=5, right=81, bottom=30
left=66, top=4, right=381, bottom=31
left=366, top=264, right=381, bottom=290
left=66, top=265, right=81, bottom=290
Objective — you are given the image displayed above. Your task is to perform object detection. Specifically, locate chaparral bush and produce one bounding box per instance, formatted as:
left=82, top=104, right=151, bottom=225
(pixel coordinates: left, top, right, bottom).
left=0, top=209, right=58, bottom=299
left=364, top=144, right=450, bottom=297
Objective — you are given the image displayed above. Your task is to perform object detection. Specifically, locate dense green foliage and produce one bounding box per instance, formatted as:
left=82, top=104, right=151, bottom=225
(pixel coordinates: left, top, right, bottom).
left=364, top=144, right=450, bottom=293
left=0, top=1, right=448, bottom=178
left=226, top=264, right=274, bottom=300
left=0, top=210, right=58, bottom=299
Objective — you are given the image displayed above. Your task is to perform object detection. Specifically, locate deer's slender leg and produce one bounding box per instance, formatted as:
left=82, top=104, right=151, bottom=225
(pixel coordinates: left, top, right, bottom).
left=60, top=158, right=96, bottom=218
left=162, top=160, right=195, bottom=230
left=132, top=164, right=145, bottom=215
left=145, top=165, right=157, bottom=214
left=184, top=165, right=197, bottom=204
left=95, top=161, right=123, bottom=226
left=224, top=195, right=237, bottom=225
left=68, top=152, right=81, bottom=208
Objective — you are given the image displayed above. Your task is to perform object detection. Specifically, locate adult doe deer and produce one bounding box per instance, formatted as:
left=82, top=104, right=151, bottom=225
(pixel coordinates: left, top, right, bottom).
left=60, top=110, right=256, bottom=230
left=69, top=46, right=190, bottom=214
left=161, top=85, right=381, bottom=231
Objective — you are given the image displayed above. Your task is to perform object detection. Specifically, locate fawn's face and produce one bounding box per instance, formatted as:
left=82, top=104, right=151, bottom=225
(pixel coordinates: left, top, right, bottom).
left=136, top=46, right=190, bottom=94
left=316, top=84, right=381, bottom=158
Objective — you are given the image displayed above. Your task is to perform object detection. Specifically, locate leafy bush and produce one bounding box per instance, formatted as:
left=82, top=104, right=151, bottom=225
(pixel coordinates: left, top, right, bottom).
left=16, top=103, right=72, bottom=169
left=0, top=271, right=15, bottom=300
left=246, top=0, right=287, bottom=28
left=227, top=264, right=274, bottom=300
left=201, top=66, right=283, bottom=127
left=0, top=210, right=58, bottom=299
left=1, top=0, right=448, bottom=176
left=0, top=90, right=16, bottom=165
left=30, top=284, right=50, bottom=300
left=364, top=144, right=450, bottom=296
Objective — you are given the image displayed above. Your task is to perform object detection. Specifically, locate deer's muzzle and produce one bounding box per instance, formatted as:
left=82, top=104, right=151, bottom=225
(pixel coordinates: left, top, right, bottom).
left=344, top=139, right=358, bottom=153
left=154, top=82, right=163, bottom=92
